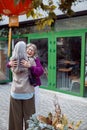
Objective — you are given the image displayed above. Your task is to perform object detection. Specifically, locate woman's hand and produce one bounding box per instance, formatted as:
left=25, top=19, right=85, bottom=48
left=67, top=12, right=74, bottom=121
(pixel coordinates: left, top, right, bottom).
left=9, top=60, right=17, bottom=67
left=21, top=59, right=31, bottom=68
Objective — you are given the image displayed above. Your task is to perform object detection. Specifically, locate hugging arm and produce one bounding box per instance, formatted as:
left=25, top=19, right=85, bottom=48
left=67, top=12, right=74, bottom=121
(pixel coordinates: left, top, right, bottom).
left=30, top=58, right=44, bottom=77
left=6, top=60, right=17, bottom=68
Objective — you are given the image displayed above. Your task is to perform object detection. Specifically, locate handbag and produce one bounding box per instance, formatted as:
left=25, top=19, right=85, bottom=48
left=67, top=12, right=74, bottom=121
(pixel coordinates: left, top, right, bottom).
left=29, top=70, right=37, bottom=86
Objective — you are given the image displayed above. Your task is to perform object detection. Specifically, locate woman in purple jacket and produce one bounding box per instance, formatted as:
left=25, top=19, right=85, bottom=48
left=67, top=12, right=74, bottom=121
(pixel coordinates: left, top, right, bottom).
left=22, top=43, right=44, bottom=115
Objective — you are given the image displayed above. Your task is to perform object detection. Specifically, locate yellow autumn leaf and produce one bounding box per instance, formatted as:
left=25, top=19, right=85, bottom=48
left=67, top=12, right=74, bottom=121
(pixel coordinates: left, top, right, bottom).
left=47, top=19, right=54, bottom=26
left=50, top=5, right=57, bottom=11
left=61, top=114, right=68, bottom=126
left=74, top=121, right=82, bottom=130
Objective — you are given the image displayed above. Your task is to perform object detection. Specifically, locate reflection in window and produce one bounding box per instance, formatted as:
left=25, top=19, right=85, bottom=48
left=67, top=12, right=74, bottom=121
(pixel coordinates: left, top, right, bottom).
left=30, top=38, right=48, bottom=87
left=56, top=37, right=81, bottom=93
left=85, top=33, right=87, bottom=89
left=0, top=41, right=9, bottom=81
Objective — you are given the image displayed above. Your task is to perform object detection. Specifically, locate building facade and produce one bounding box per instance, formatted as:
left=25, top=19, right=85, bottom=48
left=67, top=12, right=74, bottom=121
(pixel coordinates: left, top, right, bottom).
left=0, top=3, right=87, bottom=97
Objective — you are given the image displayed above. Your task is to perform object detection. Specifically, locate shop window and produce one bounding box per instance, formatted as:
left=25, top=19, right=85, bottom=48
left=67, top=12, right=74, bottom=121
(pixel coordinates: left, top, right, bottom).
left=85, top=33, right=87, bottom=88
left=0, top=40, right=9, bottom=82
left=30, top=38, right=48, bottom=87
left=56, top=36, right=81, bottom=93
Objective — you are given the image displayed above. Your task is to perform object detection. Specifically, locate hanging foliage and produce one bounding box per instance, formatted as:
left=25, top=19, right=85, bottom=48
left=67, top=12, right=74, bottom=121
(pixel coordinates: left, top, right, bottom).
left=13, top=0, right=85, bottom=29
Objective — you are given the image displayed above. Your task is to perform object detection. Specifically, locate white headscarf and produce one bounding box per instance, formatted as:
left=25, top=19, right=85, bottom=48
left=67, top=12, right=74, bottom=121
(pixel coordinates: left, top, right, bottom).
left=10, top=41, right=28, bottom=73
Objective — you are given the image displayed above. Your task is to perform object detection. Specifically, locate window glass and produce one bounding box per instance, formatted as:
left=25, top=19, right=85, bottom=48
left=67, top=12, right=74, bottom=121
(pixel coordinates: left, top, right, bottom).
left=30, top=38, right=48, bottom=87
left=0, top=40, right=9, bottom=81
left=85, top=33, right=87, bottom=88
left=56, top=37, right=81, bottom=93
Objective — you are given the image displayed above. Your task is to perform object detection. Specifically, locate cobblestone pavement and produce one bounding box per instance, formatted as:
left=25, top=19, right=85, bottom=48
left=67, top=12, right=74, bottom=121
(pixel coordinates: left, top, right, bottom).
left=0, top=83, right=10, bottom=130
left=0, top=83, right=87, bottom=130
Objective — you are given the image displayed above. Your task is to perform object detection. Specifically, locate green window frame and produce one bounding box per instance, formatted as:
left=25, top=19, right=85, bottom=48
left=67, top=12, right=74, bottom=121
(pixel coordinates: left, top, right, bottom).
left=11, top=28, right=87, bottom=97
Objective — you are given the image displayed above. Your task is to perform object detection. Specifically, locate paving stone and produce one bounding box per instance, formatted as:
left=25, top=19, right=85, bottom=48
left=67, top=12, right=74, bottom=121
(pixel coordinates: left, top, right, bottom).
left=0, top=83, right=87, bottom=130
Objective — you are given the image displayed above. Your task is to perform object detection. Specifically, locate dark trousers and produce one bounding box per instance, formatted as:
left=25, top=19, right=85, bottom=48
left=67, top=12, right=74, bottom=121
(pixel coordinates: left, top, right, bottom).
left=8, top=96, right=35, bottom=130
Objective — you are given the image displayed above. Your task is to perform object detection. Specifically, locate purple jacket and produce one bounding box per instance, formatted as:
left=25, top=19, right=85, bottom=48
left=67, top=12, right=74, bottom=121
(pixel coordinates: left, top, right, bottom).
left=30, top=57, right=44, bottom=86
left=7, top=57, right=44, bottom=86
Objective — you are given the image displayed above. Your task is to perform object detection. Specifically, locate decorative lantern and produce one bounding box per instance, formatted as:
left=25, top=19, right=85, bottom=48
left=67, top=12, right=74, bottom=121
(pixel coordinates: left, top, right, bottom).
left=0, top=0, right=32, bottom=56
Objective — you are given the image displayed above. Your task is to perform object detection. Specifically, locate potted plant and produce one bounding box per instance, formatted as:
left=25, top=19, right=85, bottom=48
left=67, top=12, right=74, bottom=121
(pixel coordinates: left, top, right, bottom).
left=27, top=97, right=81, bottom=130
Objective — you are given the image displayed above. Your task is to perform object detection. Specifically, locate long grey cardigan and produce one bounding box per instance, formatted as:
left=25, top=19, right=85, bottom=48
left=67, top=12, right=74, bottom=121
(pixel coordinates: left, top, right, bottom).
left=10, top=41, right=35, bottom=95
